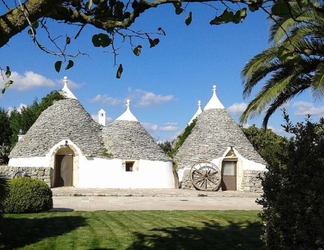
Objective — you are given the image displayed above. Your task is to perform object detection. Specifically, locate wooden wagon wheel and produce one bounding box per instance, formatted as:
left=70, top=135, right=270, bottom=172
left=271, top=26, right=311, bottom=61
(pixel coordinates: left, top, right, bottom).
left=190, top=161, right=221, bottom=191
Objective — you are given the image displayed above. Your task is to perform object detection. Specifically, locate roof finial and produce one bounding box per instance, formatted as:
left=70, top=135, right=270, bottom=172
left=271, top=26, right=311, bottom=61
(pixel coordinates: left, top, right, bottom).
left=187, top=100, right=203, bottom=125
left=203, top=85, right=224, bottom=110
left=63, top=76, right=68, bottom=87
left=60, top=76, right=77, bottom=99
left=116, top=99, right=138, bottom=121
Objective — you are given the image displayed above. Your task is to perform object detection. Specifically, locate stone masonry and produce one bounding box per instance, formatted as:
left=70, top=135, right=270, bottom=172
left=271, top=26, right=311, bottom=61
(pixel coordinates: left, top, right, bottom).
left=0, top=165, right=51, bottom=186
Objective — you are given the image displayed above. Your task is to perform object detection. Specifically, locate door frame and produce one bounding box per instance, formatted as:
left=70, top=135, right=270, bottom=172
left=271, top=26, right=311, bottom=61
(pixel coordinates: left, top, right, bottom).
left=221, top=158, right=238, bottom=191
left=54, top=147, right=74, bottom=187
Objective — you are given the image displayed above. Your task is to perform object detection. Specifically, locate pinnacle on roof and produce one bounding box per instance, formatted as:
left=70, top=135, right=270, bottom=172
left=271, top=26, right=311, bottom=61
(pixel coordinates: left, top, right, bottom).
left=60, top=76, right=77, bottom=99
left=188, top=100, right=202, bottom=125
left=204, top=85, right=224, bottom=110
left=116, top=99, right=138, bottom=121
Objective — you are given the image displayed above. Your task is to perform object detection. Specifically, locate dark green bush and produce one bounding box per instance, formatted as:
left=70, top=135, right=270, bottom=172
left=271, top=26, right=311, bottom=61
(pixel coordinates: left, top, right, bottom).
left=4, top=178, right=52, bottom=213
left=257, top=113, right=324, bottom=249
left=0, top=175, right=8, bottom=232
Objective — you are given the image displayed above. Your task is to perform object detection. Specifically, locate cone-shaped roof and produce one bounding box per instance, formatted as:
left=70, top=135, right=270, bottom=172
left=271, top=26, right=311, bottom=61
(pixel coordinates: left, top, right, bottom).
left=10, top=82, right=104, bottom=158
left=174, top=86, right=265, bottom=168
left=103, top=120, right=171, bottom=161
left=116, top=100, right=138, bottom=121
left=60, top=76, right=77, bottom=99
left=188, top=100, right=202, bottom=125
left=204, top=85, right=224, bottom=110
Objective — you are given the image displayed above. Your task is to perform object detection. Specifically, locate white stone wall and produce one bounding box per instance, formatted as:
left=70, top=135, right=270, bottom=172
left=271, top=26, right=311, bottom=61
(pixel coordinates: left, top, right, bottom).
left=77, top=158, right=174, bottom=188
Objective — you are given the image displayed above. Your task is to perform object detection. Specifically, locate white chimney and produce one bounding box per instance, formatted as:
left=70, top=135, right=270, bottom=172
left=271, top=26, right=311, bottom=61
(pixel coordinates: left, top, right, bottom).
left=98, top=109, right=106, bottom=126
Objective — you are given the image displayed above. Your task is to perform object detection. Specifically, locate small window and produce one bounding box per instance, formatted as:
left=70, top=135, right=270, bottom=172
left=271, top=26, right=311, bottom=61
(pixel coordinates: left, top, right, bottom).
left=126, top=161, right=134, bottom=172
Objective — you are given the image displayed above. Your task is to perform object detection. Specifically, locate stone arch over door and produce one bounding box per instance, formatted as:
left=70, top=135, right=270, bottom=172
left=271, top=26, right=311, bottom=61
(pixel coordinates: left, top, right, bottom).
left=54, top=147, right=74, bottom=187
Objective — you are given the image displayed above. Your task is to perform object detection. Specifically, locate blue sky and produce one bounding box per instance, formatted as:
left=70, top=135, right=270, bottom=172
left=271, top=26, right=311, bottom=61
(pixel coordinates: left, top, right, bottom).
left=1, top=4, right=323, bottom=141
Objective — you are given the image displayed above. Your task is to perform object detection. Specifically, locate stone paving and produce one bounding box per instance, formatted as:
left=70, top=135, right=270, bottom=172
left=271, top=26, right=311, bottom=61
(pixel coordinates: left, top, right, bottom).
left=51, top=188, right=262, bottom=212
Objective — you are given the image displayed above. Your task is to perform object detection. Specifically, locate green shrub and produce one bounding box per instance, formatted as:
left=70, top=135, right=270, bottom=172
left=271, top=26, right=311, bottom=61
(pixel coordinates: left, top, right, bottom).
left=0, top=175, right=8, bottom=232
left=4, top=178, right=53, bottom=213
left=257, top=113, right=324, bottom=249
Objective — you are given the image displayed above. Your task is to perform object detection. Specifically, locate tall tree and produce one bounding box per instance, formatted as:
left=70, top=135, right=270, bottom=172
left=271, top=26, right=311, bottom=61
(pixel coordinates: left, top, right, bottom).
left=0, top=108, right=11, bottom=146
left=240, top=1, right=324, bottom=128
left=9, top=91, right=64, bottom=146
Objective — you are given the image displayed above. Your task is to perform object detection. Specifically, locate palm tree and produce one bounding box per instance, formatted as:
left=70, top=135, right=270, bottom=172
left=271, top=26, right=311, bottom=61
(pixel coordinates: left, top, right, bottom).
left=240, top=1, right=324, bottom=128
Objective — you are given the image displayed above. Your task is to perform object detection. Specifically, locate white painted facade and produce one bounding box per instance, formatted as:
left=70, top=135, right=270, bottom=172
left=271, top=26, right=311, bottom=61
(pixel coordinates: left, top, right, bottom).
left=8, top=84, right=175, bottom=189
left=9, top=138, right=175, bottom=188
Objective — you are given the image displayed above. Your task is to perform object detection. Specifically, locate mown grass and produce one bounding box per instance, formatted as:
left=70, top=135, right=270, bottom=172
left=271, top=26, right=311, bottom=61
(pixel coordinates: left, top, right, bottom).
left=1, top=211, right=264, bottom=250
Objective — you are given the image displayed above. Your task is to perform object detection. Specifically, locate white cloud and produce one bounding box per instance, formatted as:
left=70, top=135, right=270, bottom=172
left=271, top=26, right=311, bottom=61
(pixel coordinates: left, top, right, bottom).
left=227, top=103, right=248, bottom=116
left=141, top=122, right=158, bottom=133
left=160, top=122, right=179, bottom=132
left=89, top=94, right=120, bottom=106
left=0, top=71, right=56, bottom=91
left=128, top=89, right=174, bottom=107
left=7, top=103, right=28, bottom=114
left=293, top=101, right=324, bottom=117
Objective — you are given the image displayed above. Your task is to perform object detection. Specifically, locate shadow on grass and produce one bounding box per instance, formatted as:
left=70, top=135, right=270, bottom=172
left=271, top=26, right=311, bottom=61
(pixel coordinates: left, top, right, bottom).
left=1, top=214, right=86, bottom=249
left=127, top=220, right=264, bottom=250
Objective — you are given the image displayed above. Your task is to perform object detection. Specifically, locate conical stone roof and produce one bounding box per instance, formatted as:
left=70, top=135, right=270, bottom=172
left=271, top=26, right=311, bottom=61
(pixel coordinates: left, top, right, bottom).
left=174, top=86, right=265, bottom=169
left=10, top=98, right=105, bottom=158
left=103, top=120, right=171, bottom=161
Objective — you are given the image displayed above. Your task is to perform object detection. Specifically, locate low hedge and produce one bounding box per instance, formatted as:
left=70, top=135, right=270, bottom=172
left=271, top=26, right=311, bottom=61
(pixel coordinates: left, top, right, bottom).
left=4, top=178, right=53, bottom=213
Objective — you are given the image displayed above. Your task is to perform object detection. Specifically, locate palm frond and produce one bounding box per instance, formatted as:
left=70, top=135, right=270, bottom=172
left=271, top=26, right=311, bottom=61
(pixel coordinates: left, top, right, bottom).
left=312, top=62, right=324, bottom=99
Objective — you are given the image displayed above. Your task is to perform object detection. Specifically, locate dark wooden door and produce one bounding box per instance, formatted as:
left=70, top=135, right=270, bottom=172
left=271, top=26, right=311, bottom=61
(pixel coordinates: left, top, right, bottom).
left=221, top=161, right=237, bottom=191
left=55, top=155, right=73, bottom=187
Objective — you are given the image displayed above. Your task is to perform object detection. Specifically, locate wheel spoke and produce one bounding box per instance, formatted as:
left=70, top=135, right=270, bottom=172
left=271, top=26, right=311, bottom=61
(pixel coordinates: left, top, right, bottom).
left=190, top=161, right=221, bottom=191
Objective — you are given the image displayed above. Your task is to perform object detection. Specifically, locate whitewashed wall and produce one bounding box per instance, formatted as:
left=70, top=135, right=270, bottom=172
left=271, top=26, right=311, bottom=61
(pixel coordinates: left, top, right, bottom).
left=77, top=158, right=174, bottom=188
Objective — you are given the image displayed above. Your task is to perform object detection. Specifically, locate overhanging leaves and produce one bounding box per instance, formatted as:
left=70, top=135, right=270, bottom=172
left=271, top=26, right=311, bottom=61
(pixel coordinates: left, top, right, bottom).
left=173, top=2, right=183, bottom=15
left=65, top=60, right=74, bottom=70
left=149, top=38, right=160, bottom=48
left=185, top=12, right=192, bottom=26
left=2, top=80, right=13, bottom=94
left=133, top=45, right=142, bottom=56
left=54, top=61, right=62, bottom=73
left=116, top=64, right=123, bottom=79
left=92, top=34, right=112, bottom=48
left=5, top=66, right=10, bottom=78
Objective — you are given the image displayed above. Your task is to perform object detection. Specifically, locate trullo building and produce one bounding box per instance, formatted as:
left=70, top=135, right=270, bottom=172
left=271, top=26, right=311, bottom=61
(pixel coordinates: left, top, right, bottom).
left=174, top=85, right=267, bottom=192
left=7, top=77, right=175, bottom=188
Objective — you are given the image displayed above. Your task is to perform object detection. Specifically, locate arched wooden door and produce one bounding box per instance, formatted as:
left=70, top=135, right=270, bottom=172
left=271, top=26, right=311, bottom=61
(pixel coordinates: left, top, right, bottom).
left=54, top=148, right=74, bottom=187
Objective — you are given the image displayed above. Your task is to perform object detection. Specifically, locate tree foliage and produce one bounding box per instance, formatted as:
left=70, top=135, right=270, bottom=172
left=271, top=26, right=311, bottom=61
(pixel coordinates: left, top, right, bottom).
left=240, top=0, right=324, bottom=127
left=242, top=124, right=287, bottom=166
left=0, top=175, right=8, bottom=234
left=0, top=0, right=295, bottom=82
left=257, top=112, right=324, bottom=249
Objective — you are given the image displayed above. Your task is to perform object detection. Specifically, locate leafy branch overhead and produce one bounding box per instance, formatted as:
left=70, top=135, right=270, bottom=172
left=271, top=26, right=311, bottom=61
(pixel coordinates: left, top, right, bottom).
left=0, top=0, right=291, bottom=81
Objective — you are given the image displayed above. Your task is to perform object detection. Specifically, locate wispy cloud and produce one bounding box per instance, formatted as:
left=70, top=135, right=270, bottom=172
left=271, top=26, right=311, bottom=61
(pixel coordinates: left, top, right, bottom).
left=227, top=103, right=247, bottom=116
left=141, top=122, right=159, bottom=133
left=160, top=122, right=179, bottom=132
left=293, top=101, right=324, bottom=117
left=0, top=71, right=56, bottom=91
left=128, top=89, right=175, bottom=107
left=7, top=103, right=27, bottom=114
left=89, top=94, right=121, bottom=106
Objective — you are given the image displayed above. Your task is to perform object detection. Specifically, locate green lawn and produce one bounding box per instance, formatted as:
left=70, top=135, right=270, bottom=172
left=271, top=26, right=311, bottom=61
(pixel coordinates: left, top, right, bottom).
left=1, top=211, right=264, bottom=250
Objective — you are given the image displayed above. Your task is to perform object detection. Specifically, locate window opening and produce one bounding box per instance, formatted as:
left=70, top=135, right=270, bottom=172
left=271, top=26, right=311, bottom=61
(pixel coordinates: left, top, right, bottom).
left=126, top=161, right=134, bottom=172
